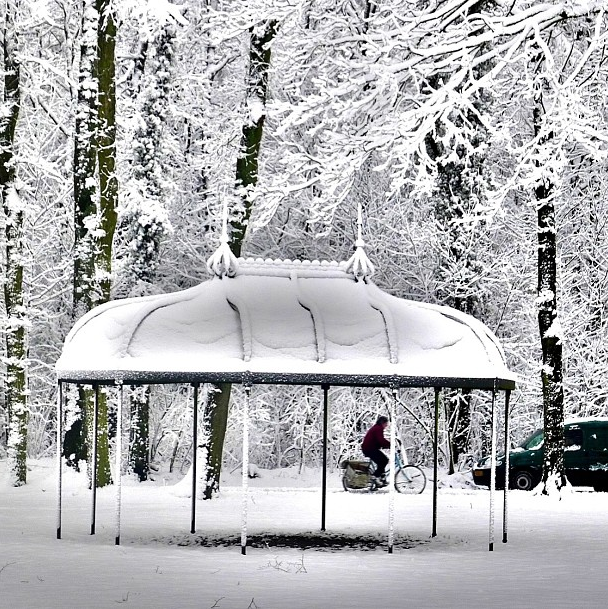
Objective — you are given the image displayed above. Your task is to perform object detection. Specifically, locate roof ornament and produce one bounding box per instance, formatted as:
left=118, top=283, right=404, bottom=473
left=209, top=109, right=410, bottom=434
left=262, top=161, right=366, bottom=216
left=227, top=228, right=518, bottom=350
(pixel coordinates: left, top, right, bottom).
left=345, top=200, right=375, bottom=282
left=206, top=192, right=239, bottom=278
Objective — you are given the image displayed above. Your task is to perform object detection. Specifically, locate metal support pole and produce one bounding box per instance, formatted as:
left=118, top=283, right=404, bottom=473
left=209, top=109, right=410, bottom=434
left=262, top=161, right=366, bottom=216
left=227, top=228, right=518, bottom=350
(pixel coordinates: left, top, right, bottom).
left=321, top=384, right=329, bottom=532
left=388, top=387, right=397, bottom=553
left=91, top=384, right=99, bottom=535
left=56, top=382, right=63, bottom=540
left=115, top=384, right=123, bottom=545
left=191, top=384, right=199, bottom=534
left=241, top=384, right=251, bottom=555
left=503, top=389, right=511, bottom=544
left=489, top=385, right=498, bottom=551
left=432, top=388, right=441, bottom=537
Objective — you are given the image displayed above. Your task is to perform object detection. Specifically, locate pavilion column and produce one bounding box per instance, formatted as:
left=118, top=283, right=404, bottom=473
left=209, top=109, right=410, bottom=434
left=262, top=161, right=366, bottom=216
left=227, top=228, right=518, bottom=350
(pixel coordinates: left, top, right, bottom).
left=56, top=381, right=64, bottom=540
left=91, top=384, right=99, bottom=535
left=241, top=384, right=252, bottom=555
left=191, top=383, right=199, bottom=534
left=503, top=389, right=511, bottom=544
left=115, top=383, right=124, bottom=545
left=432, top=387, right=441, bottom=537
left=321, top=383, right=329, bottom=531
left=489, top=384, right=498, bottom=551
left=388, top=386, right=397, bottom=553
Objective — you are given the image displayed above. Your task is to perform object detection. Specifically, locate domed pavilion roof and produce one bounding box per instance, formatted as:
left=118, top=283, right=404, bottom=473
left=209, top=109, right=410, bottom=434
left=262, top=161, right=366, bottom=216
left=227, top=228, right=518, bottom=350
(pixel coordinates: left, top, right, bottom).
left=56, top=257, right=515, bottom=390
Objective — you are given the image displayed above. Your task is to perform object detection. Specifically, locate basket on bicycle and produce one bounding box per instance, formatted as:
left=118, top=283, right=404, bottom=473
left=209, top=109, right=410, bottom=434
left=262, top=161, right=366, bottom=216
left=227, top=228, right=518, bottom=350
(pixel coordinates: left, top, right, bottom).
left=340, top=459, right=370, bottom=489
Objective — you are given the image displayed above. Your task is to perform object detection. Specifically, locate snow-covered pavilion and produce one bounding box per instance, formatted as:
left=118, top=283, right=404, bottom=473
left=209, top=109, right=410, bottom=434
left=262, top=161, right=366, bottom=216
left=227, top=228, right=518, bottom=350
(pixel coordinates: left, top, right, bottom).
left=55, top=239, right=516, bottom=553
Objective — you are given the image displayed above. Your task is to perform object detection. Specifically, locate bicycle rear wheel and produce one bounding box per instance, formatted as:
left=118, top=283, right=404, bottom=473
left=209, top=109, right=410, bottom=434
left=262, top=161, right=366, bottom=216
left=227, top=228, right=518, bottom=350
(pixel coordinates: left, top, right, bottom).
left=394, top=465, right=426, bottom=494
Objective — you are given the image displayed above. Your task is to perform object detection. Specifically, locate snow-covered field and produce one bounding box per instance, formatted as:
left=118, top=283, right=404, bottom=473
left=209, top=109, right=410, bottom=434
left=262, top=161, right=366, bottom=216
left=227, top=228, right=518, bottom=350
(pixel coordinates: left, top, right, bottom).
left=2, top=460, right=607, bottom=609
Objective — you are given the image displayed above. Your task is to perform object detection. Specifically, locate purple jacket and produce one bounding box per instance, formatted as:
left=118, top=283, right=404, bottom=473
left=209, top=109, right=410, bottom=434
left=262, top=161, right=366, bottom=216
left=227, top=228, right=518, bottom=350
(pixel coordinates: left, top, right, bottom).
left=362, top=424, right=390, bottom=453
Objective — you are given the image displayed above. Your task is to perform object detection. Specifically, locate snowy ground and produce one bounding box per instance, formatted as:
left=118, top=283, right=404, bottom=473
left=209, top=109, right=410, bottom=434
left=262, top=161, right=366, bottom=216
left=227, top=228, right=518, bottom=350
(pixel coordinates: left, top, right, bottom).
left=2, top=460, right=607, bottom=609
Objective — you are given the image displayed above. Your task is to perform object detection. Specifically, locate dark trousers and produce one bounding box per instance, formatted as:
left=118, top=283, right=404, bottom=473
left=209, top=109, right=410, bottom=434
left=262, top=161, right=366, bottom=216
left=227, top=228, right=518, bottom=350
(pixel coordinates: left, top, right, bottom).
left=363, top=448, right=388, bottom=477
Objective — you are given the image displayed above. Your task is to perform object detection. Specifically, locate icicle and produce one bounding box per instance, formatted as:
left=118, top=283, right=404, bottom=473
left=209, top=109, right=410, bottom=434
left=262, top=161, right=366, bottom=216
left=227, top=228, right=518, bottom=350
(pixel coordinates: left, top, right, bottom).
left=345, top=200, right=375, bottom=281
left=206, top=194, right=239, bottom=278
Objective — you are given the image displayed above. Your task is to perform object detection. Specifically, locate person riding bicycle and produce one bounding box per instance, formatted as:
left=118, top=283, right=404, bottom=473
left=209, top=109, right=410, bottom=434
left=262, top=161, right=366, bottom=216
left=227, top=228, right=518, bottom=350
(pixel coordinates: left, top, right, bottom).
left=361, top=416, right=390, bottom=487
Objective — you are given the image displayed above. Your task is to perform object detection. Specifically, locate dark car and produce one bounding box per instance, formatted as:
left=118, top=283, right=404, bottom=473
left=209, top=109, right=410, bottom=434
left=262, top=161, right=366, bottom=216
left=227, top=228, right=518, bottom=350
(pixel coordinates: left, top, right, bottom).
left=472, top=418, right=608, bottom=491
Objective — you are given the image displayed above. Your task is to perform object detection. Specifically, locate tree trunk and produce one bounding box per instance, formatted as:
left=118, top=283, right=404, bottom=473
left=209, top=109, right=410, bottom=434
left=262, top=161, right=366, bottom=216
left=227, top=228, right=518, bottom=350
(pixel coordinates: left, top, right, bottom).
left=93, top=0, right=117, bottom=488
left=445, top=390, right=472, bottom=474
left=533, top=99, right=566, bottom=494
left=202, top=383, right=231, bottom=500
left=67, top=0, right=117, bottom=488
left=129, top=386, right=150, bottom=481
left=73, top=0, right=99, bottom=320
left=423, top=57, right=492, bottom=473
left=202, top=21, right=277, bottom=499
left=119, top=26, right=175, bottom=481
left=67, top=0, right=100, bottom=474
left=230, top=20, right=277, bottom=256
left=95, top=0, right=118, bottom=306
left=1, top=0, right=27, bottom=486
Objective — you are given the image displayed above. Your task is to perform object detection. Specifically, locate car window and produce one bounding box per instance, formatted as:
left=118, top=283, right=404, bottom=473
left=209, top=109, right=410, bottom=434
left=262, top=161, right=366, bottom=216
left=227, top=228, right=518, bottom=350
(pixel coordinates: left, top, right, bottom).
left=587, top=427, right=608, bottom=453
left=565, top=428, right=583, bottom=451
left=520, top=431, right=544, bottom=450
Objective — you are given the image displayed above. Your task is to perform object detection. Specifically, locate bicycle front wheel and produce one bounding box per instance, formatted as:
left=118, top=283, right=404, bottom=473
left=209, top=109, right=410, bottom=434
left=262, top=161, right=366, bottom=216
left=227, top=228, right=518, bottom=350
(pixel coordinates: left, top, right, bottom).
left=395, top=465, right=426, bottom=494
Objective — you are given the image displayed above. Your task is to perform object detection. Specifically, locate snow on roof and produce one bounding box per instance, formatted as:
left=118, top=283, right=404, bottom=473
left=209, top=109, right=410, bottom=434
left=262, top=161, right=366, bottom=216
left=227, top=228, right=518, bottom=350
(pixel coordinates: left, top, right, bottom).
left=56, top=258, right=516, bottom=389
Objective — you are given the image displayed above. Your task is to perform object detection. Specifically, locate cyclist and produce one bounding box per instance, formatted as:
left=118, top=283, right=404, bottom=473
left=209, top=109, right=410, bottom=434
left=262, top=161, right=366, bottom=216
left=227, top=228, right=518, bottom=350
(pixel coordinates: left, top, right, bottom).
left=361, top=416, right=390, bottom=487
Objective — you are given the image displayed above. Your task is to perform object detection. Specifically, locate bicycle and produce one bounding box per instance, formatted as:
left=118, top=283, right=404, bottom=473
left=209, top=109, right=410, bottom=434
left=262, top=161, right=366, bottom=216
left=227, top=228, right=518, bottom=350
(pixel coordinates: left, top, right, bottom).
left=340, top=440, right=426, bottom=494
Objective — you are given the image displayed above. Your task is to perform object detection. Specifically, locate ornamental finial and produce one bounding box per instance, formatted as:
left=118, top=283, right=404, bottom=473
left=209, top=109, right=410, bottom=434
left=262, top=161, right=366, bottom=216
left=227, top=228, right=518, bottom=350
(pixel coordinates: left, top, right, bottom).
left=207, top=193, right=239, bottom=278
left=345, top=200, right=375, bottom=281
left=207, top=233, right=239, bottom=278
left=345, top=238, right=375, bottom=281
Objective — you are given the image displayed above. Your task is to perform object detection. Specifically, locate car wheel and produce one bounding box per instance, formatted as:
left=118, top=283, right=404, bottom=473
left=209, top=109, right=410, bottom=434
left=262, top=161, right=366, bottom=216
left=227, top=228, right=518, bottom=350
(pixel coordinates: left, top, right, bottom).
left=593, top=479, right=608, bottom=492
left=512, top=470, right=536, bottom=491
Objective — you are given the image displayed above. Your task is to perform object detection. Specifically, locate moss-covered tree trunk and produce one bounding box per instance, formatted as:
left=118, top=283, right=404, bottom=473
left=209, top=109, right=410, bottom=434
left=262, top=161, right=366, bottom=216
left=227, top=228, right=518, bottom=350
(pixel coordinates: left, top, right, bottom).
left=1, top=0, right=27, bottom=486
left=229, top=20, right=277, bottom=256
left=93, top=0, right=117, bottom=488
left=95, top=0, right=117, bottom=306
left=67, top=0, right=117, bottom=488
left=202, top=21, right=277, bottom=499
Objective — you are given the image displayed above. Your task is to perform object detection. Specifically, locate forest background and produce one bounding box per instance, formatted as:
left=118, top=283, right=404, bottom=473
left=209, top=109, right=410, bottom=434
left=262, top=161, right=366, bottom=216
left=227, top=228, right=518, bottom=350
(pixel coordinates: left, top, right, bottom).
left=1, top=0, right=608, bottom=494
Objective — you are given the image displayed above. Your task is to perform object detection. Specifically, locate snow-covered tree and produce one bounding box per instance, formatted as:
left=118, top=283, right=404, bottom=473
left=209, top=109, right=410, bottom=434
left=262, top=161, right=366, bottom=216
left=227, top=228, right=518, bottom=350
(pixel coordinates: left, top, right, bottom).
left=1, top=0, right=608, bottom=497
left=201, top=15, right=278, bottom=500
left=116, top=5, right=181, bottom=481
left=1, top=0, right=28, bottom=486
left=255, top=0, right=608, bottom=490
left=118, top=19, right=175, bottom=293
left=69, top=0, right=119, bottom=488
